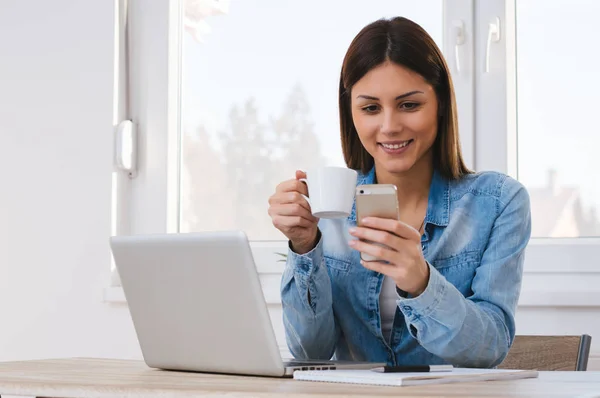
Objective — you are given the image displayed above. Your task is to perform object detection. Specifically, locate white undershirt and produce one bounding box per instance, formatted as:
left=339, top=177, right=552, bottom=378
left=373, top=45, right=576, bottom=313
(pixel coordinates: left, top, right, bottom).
left=379, top=276, right=399, bottom=342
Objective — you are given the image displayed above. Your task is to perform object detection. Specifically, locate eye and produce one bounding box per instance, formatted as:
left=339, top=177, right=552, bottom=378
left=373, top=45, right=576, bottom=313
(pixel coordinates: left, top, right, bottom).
left=400, top=102, right=420, bottom=111
left=361, top=105, right=380, bottom=113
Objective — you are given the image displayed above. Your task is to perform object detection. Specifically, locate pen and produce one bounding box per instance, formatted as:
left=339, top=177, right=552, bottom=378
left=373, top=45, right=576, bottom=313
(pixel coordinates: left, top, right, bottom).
left=371, top=364, right=454, bottom=373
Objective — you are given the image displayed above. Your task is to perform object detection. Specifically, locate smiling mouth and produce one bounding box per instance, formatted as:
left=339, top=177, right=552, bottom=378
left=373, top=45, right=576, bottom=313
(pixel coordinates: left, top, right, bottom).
left=380, top=140, right=413, bottom=150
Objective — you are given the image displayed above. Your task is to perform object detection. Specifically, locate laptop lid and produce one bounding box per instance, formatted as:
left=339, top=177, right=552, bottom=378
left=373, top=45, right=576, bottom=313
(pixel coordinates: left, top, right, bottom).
left=110, top=231, right=286, bottom=377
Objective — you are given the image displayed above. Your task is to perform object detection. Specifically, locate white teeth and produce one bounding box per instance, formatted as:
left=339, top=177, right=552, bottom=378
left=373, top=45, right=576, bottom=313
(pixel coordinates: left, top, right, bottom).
left=382, top=141, right=410, bottom=149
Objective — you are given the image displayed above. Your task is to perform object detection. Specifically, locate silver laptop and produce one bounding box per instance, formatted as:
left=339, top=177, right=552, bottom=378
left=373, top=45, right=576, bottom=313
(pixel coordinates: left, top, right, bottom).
left=110, top=230, right=384, bottom=377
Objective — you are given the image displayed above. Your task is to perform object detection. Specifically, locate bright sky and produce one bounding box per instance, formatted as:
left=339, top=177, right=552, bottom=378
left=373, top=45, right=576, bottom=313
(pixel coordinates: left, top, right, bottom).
left=182, top=0, right=442, bottom=166
left=182, top=0, right=600, bottom=229
left=516, top=0, right=600, bottom=212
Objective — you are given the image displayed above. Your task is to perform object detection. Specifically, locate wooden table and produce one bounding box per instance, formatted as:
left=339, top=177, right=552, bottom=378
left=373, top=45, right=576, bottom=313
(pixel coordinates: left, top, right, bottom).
left=0, top=358, right=599, bottom=398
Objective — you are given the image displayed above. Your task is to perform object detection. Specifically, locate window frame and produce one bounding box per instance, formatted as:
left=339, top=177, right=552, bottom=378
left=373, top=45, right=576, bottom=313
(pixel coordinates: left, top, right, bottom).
left=110, top=0, right=182, bottom=287
left=474, top=0, right=600, bottom=277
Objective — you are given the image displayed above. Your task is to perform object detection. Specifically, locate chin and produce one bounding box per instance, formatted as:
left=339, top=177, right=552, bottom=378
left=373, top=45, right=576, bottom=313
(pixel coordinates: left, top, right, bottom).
left=377, top=159, right=417, bottom=175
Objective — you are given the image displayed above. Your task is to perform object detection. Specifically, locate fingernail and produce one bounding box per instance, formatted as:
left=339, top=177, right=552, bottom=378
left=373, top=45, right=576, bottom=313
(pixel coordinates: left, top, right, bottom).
left=361, top=218, right=369, bottom=224
left=349, top=227, right=357, bottom=234
left=348, top=240, right=356, bottom=246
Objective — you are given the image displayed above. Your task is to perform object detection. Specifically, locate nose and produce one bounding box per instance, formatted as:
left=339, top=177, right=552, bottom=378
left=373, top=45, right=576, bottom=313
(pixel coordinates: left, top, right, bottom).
left=380, top=109, right=402, bottom=135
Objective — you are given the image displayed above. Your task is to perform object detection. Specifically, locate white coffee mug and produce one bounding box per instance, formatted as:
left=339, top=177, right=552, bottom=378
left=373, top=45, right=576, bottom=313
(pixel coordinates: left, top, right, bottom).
left=300, top=166, right=358, bottom=219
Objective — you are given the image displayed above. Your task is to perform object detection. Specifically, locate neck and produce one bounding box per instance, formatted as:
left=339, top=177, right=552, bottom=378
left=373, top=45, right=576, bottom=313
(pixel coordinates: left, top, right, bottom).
left=374, top=152, right=434, bottom=212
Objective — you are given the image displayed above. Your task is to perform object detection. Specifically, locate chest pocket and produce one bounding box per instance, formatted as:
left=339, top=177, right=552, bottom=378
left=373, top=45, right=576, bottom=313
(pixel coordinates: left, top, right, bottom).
left=324, top=255, right=351, bottom=272
left=431, top=250, right=480, bottom=295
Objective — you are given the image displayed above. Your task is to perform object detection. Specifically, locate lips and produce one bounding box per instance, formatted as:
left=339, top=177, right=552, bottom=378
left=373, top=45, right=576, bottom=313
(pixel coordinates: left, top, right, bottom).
left=378, top=139, right=414, bottom=154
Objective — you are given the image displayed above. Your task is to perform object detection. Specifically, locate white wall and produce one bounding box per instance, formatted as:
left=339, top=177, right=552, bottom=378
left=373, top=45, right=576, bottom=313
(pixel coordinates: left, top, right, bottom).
left=516, top=272, right=600, bottom=370
left=0, top=0, right=141, bottom=361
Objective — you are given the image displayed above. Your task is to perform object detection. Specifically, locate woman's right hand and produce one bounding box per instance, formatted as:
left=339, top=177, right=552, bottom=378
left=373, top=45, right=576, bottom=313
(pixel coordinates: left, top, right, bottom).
left=268, top=170, right=319, bottom=254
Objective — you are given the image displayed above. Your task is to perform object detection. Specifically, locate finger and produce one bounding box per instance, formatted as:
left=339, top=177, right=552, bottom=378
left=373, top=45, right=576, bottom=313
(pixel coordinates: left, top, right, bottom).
left=360, top=217, right=421, bottom=241
left=349, top=227, right=402, bottom=251
left=348, top=239, right=397, bottom=264
left=295, top=170, right=307, bottom=180
left=272, top=215, right=315, bottom=230
left=269, top=203, right=317, bottom=223
left=269, top=192, right=311, bottom=213
left=359, top=258, right=397, bottom=277
left=275, top=179, right=309, bottom=196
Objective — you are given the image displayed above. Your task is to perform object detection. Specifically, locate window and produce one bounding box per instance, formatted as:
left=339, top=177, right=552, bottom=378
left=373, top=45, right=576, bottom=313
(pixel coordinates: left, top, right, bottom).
left=179, top=0, right=445, bottom=240
left=474, top=0, right=600, bottom=278
left=515, top=0, right=600, bottom=239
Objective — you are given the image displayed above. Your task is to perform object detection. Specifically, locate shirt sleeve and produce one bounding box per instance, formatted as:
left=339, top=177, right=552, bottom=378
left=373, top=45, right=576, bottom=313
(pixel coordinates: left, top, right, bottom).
left=280, top=230, right=340, bottom=360
left=396, top=177, right=531, bottom=368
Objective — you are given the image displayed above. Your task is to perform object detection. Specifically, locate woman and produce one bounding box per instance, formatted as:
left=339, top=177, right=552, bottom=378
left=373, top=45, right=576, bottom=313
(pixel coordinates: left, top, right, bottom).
left=267, top=17, right=531, bottom=368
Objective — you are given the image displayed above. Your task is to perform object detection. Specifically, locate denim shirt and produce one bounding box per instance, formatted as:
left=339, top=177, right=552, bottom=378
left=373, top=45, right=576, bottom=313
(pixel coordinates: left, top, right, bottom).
left=280, top=167, right=531, bottom=368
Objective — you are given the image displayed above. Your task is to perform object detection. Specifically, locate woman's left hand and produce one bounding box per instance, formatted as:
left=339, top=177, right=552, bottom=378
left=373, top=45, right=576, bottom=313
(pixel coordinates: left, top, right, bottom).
left=349, top=217, right=430, bottom=297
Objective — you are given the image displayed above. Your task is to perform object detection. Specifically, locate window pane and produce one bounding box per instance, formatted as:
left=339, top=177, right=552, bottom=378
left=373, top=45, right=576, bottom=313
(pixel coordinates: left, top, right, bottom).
left=180, top=0, right=443, bottom=240
left=516, top=0, right=600, bottom=238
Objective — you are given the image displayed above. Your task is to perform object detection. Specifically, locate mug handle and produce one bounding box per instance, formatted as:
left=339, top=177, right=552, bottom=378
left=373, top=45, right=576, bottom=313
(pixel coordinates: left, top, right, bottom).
left=298, top=178, right=311, bottom=205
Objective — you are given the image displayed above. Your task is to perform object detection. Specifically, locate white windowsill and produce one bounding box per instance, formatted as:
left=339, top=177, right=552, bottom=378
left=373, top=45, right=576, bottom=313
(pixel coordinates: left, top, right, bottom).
left=103, top=286, right=600, bottom=307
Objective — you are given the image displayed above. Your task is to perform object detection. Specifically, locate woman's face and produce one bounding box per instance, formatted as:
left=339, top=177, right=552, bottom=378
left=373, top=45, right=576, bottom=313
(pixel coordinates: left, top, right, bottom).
left=350, top=61, right=438, bottom=176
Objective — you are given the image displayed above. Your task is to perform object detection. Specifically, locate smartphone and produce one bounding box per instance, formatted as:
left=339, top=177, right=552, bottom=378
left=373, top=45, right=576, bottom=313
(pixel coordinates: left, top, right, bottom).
left=355, top=184, right=400, bottom=262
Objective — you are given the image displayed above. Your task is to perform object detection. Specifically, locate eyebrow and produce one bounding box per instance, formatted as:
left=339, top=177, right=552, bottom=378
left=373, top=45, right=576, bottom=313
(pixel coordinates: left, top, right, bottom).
left=356, top=90, right=425, bottom=101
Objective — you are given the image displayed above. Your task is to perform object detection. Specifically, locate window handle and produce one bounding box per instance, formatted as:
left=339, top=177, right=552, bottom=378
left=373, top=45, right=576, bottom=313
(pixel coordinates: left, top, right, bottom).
left=453, top=20, right=466, bottom=72
left=114, top=120, right=138, bottom=178
left=485, top=17, right=501, bottom=73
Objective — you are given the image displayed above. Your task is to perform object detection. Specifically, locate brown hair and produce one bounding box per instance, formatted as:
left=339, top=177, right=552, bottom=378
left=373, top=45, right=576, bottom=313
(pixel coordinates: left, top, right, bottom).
left=339, top=17, right=471, bottom=180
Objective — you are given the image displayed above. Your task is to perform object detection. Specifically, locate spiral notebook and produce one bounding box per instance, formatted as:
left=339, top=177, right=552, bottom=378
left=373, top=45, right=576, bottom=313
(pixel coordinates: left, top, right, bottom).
left=293, top=368, right=539, bottom=387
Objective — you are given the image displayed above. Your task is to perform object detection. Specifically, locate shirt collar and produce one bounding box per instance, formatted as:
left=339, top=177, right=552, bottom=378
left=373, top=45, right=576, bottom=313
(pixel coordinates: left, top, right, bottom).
left=348, top=166, right=449, bottom=227
left=425, top=168, right=450, bottom=227
left=348, top=167, right=376, bottom=223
